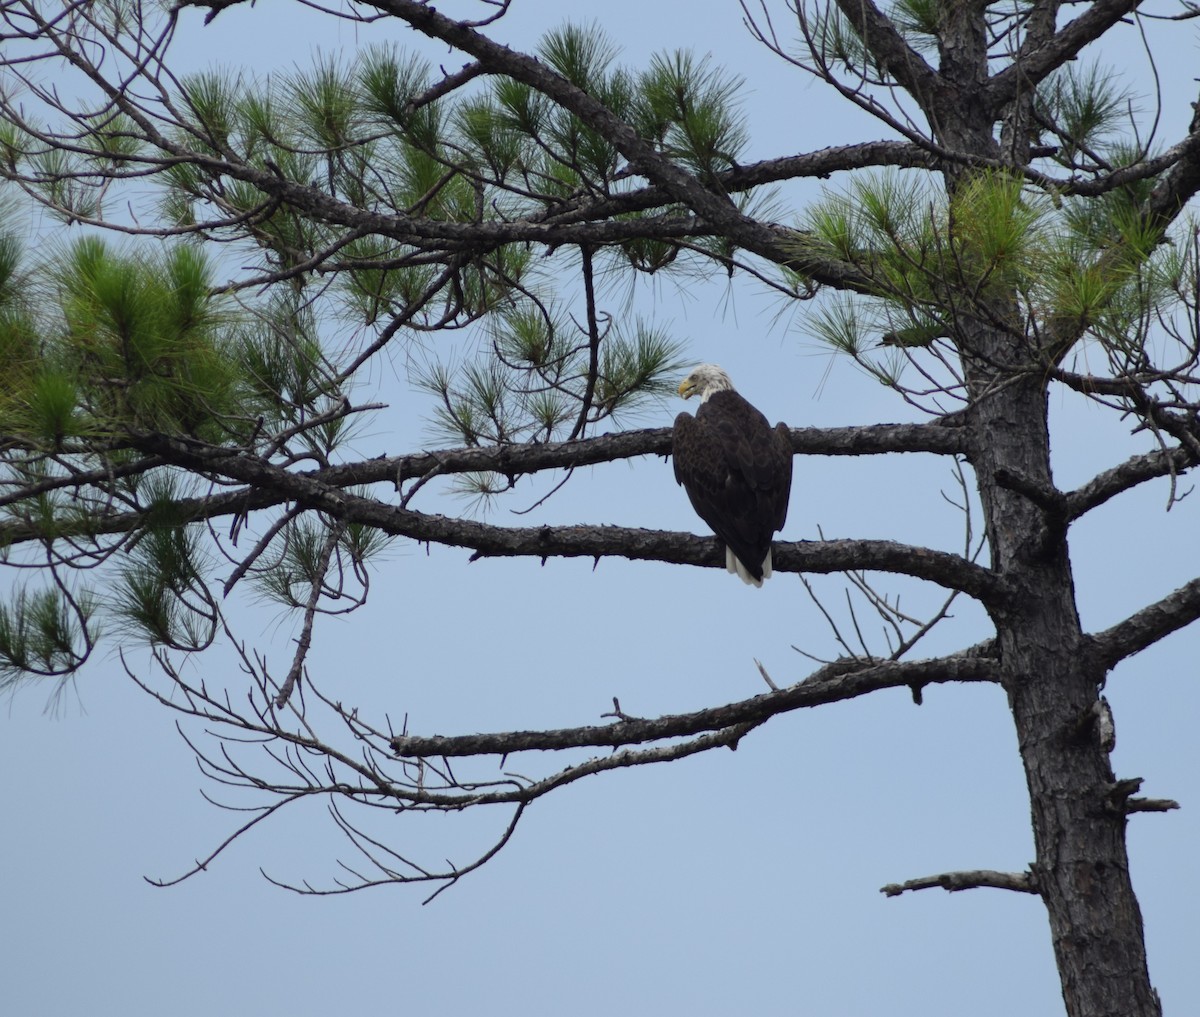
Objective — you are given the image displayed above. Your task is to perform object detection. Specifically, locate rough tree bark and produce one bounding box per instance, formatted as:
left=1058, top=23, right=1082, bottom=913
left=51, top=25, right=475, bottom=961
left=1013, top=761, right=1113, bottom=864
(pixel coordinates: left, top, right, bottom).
left=926, top=2, right=1163, bottom=1007
left=970, top=359, right=1159, bottom=1016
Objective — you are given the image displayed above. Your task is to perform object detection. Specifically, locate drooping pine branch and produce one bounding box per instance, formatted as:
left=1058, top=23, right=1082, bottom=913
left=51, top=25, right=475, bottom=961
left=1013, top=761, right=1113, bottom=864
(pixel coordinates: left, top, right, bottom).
left=362, top=0, right=869, bottom=286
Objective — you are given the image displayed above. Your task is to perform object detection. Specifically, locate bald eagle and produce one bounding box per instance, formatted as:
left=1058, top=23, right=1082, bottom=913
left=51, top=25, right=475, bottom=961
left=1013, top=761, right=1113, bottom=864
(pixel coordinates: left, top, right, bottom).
left=673, top=364, right=793, bottom=587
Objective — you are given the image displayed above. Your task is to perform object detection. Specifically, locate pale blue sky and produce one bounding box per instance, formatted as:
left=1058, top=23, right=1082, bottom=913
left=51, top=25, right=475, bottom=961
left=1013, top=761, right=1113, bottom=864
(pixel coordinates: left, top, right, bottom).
left=2, top=3, right=1198, bottom=1015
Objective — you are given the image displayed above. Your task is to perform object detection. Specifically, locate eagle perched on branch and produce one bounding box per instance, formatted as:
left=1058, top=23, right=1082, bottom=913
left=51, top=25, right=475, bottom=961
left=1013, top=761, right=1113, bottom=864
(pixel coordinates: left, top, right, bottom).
left=672, top=364, right=793, bottom=587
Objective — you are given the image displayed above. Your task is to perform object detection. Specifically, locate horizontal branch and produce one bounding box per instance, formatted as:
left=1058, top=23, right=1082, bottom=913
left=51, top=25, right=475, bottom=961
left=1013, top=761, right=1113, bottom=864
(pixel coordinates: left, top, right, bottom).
left=1065, top=446, right=1196, bottom=520
left=0, top=453, right=167, bottom=511
left=390, top=646, right=997, bottom=757
left=781, top=539, right=1001, bottom=604
left=598, top=138, right=1200, bottom=209
left=880, top=869, right=1040, bottom=898
left=1126, top=798, right=1180, bottom=813
left=384, top=418, right=968, bottom=482
left=0, top=418, right=966, bottom=544
left=1090, top=577, right=1200, bottom=670
left=0, top=427, right=1002, bottom=607
left=1101, top=777, right=1179, bottom=816
left=127, top=432, right=1003, bottom=600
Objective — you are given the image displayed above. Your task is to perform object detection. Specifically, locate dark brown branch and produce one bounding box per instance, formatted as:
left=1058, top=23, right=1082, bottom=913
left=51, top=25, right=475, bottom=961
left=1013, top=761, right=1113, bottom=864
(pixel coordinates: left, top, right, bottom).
left=0, top=453, right=167, bottom=511
left=1055, top=126, right=1200, bottom=198
left=123, top=432, right=1005, bottom=602
left=1065, top=446, right=1196, bottom=520
left=403, top=61, right=487, bottom=111
left=986, top=0, right=1147, bottom=109
left=390, top=646, right=997, bottom=757
left=830, top=0, right=943, bottom=111
left=0, top=418, right=967, bottom=543
left=386, top=419, right=969, bottom=482
left=363, top=0, right=869, bottom=287
left=782, top=540, right=1002, bottom=604
left=1145, top=89, right=1200, bottom=228
left=1090, top=577, right=1200, bottom=669
left=387, top=418, right=967, bottom=486
left=880, top=869, right=1040, bottom=897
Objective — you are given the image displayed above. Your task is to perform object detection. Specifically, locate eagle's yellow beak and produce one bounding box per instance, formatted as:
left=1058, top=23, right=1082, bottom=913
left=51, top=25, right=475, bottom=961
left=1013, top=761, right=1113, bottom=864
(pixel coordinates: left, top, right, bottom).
left=678, top=377, right=696, bottom=398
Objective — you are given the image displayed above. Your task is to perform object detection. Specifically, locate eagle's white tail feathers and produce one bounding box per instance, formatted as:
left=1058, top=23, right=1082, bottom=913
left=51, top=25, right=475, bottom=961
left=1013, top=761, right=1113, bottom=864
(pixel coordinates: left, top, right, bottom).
left=726, top=546, right=768, bottom=588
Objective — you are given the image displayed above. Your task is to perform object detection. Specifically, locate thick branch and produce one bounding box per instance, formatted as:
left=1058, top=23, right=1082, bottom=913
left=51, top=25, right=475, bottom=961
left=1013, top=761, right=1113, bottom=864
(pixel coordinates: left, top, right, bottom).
left=390, top=647, right=997, bottom=757
left=538, top=142, right=944, bottom=227
left=387, top=419, right=968, bottom=480
left=1065, top=446, right=1196, bottom=520
left=1145, top=90, right=1200, bottom=229
left=986, top=0, right=1147, bottom=108
left=1090, top=577, right=1200, bottom=669
left=830, top=0, right=943, bottom=111
left=782, top=539, right=1001, bottom=604
left=0, top=418, right=967, bottom=544
left=120, top=433, right=1004, bottom=602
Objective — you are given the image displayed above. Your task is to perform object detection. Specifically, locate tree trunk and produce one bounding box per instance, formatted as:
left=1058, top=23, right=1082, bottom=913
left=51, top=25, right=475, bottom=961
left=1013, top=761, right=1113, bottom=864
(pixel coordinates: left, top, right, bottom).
left=967, top=356, right=1161, bottom=1017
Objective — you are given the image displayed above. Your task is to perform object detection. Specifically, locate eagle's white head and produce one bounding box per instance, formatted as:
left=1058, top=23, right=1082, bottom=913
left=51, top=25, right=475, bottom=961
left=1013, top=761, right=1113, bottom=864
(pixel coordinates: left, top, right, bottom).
left=678, top=364, right=735, bottom=404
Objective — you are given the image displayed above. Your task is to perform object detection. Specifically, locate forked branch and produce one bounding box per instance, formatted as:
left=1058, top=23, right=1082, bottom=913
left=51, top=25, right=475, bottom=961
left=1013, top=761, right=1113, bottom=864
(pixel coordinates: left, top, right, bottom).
left=123, top=630, right=996, bottom=894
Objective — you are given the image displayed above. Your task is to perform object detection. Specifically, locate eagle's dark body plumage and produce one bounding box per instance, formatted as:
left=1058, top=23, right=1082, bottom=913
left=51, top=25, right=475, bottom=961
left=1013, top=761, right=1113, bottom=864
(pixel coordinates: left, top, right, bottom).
left=673, top=365, right=793, bottom=586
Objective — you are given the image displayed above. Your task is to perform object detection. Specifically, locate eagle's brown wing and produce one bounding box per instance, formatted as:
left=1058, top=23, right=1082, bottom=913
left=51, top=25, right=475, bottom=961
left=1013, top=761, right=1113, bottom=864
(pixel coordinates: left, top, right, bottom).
left=673, top=390, right=792, bottom=582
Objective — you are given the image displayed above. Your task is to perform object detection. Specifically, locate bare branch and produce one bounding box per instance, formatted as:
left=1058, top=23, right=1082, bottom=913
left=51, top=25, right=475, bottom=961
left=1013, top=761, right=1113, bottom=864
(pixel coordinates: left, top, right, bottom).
left=1090, top=577, right=1200, bottom=669
left=881, top=869, right=1040, bottom=898
left=275, top=521, right=343, bottom=708
left=1126, top=798, right=1180, bottom=813
left=128, top=432, right=1008, bottom=601
left=0, top=419, right=968, bottom=548
left=261, top=801, right=528, bottom=901
left=986, top=0, right=1147, bottom=109
left=390, top=645, right=997, bottom=758
left=1065, top=446, right=1196, bottom=520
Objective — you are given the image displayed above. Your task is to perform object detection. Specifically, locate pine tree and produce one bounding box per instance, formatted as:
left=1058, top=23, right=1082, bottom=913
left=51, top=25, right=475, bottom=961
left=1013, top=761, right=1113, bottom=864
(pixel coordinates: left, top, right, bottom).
left=3, top=3, right=1200, bottom=1013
